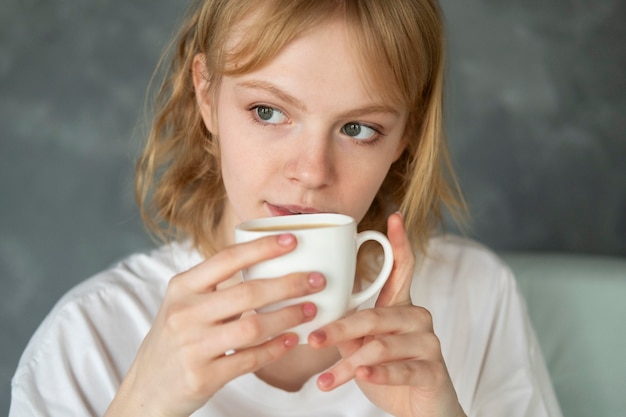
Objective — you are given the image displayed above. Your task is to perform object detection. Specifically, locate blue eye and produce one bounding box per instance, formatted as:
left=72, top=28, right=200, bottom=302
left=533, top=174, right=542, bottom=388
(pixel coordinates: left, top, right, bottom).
left=341, top=122, right=377, bottom=141
left=253, top=106, right=287, bottom=124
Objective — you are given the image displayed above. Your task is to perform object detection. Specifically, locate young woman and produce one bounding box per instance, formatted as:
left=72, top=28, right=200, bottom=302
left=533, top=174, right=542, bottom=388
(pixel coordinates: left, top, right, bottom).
left=10, top=1, right=562, bottom=416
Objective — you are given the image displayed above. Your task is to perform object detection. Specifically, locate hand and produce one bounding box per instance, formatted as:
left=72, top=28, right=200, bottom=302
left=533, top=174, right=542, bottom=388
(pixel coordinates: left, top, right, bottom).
left=308, top=213, right=466, bottom=417
left=105, top=233, right=325, bottom=417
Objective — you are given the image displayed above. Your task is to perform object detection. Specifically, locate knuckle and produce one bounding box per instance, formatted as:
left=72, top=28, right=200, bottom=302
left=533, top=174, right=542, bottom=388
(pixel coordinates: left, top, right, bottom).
left=360, top=308, right=385, bottom=331
left=183, top=374, right=216, bottom=402
left=430, top=358, right=447, bottom=377
left=238, top=315, right=263, bottom=341
left=262, top=341, right=283, bottom=363
left=182, top=373, right=205, bottom=397
left=356, top=308, right=382, bottom=334
left=331, top=308, right=378, bottom=337
left=401, top=362, right=415, bottom=382
left=174, top=346, right=216, bottom=399
left=329, top=319, right=348, bottom=335
left=288, top=272, right=311, bottom=295
left=361, top=307, right=382, bottom=322
left=163, top=302, right=188, bottom=333
left=218, top=236, right=285, bottom=270
left=180, top=357, right=206, bottom=394
left=411, top=305, right=433, bottom=326
left=266, top=340, right=286, bottom=362
left=367, top=337, right=392, bottom=358
left=422, top=332, right=442, bottom=355
left=291, top=272, right=307, bottom=292
left=275, top=273, right=300, bottom=298
left=238, top=351, right=262, bottom=372
left=239, top=337, right=287, bottom=372
left=167, top=273, right=186, bottom=296
left=216, top=244, right=240, bottom=265
left=235, top=281, right=261, bottom=306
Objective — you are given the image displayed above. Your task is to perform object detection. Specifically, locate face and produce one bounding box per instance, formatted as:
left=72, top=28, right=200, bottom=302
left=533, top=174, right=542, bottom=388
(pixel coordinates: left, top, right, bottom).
left=195, top=19, right=408, bottom=238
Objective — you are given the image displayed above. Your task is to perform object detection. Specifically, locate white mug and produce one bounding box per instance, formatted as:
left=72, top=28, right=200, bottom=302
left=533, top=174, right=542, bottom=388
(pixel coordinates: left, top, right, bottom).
left=234, top=213, right=393, bottom=343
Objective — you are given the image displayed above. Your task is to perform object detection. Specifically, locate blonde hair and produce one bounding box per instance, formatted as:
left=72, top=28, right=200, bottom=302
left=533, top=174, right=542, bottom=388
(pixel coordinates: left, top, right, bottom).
left=135, top=0, right=465, bottom=258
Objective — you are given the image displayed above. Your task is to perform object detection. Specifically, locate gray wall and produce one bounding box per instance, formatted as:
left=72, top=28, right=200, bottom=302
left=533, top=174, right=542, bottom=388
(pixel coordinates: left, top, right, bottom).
left=1, top=0, right=624, bottom=413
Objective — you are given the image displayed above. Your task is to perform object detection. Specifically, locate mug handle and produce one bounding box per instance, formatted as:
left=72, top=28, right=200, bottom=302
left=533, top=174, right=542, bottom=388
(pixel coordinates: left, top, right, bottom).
left=347, top=230, right=394, bottom=310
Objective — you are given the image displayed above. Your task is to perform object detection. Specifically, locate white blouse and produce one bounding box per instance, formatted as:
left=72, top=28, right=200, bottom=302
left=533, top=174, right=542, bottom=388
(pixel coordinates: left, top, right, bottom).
left=10, top=235, right=562, bottom=416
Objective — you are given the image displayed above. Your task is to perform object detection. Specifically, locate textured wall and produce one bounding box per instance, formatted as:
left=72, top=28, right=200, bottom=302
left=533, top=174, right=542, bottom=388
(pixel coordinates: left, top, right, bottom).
left=1, top=0, right=624, bottom=413
left=443, top=0, right=626, bottom=254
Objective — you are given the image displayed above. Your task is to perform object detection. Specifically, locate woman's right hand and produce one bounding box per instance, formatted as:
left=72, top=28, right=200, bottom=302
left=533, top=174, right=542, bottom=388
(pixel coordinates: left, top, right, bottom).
left=105, top=233, right=324, bottom=417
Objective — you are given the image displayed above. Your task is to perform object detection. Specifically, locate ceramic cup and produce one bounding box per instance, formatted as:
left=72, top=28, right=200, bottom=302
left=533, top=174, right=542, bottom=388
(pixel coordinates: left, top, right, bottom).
left=234, top=213, right=393, bottom=343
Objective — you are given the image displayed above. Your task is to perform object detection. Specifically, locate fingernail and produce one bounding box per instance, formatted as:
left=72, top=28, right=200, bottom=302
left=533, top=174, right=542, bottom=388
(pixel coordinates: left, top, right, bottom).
left=318, top=372, right=334, bottom=389
left=283, top=334, right=299, bottom=348
left=277, top=233, right=295, bottom=246
left=309, top=330, right=326, bottom=344
left=308, top=272, right=325, bottom=288
left=302, top=302, right=317, bottom=318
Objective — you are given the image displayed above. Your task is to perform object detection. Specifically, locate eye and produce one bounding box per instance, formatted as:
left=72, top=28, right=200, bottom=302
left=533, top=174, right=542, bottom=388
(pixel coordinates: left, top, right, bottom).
left=253, top=105, right=288, bottom=124
left=341, top=122, right=378, bottom=141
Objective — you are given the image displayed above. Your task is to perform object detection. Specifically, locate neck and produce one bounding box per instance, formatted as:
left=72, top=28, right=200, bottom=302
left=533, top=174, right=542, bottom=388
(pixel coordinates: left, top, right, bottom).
left=254, top=344, right=340, bottom=392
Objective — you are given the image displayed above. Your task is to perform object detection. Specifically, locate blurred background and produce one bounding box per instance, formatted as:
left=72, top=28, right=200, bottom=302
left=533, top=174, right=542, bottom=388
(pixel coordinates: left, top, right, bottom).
left=1, top=0, right=624, bottom=413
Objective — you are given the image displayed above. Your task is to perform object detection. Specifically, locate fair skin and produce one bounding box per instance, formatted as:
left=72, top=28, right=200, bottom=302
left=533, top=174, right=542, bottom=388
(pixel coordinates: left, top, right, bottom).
left=105, top=18, right=465, bottom=417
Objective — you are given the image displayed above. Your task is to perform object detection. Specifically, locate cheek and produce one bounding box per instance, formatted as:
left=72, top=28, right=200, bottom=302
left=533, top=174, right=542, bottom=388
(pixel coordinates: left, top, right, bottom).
left=218, top=127, right=273, bottom=197
left=216, top=128, right=248, bottom=198
left=344, top=164, right=392, bottom=221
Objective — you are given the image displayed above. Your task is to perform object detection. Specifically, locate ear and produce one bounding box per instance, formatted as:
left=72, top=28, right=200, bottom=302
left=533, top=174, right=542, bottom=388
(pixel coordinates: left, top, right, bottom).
left=192, top=53, right=216, bottom=133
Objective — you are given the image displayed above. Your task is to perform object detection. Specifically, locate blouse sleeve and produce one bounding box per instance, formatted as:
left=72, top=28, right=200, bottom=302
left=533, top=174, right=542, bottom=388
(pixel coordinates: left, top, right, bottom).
left=467, top=266, right=563, bottom=416
left=9, top=268, right=158, bottom=417
left=415, top=236, right=563, bottom=417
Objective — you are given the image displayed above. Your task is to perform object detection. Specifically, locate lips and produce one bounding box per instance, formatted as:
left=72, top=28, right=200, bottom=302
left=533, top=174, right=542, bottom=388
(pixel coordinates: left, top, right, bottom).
left=266, top=202, right=322, bottom=216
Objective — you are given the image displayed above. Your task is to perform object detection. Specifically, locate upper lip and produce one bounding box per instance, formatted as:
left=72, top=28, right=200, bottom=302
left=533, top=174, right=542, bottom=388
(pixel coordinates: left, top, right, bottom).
left=268, top=203, right=323, bottom=215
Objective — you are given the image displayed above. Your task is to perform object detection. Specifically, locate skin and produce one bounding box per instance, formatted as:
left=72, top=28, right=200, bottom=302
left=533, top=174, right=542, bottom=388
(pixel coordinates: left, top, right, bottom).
left=105, top=18, right=466, bottom=417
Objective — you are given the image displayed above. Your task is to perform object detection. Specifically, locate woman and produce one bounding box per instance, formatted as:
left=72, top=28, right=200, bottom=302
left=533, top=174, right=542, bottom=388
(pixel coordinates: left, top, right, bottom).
left=10, top=1, right=562, bottom=416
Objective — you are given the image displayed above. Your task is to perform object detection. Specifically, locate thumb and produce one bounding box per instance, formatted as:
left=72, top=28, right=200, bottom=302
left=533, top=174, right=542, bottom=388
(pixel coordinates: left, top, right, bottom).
left=375, top=212, right=415, bottom=307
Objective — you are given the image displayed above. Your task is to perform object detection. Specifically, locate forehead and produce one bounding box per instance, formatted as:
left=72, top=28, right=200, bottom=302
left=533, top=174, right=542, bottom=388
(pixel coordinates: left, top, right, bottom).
left=230, top=20, right=402, bottom=114
left=218, top=7, right=404, bottom=108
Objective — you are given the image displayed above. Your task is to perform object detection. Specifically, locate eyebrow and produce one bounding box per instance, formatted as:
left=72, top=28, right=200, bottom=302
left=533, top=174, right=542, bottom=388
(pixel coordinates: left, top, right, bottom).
left=236, top=80, right=307, bottom=112
left=339, top=104, right=400, bottom=119
left=235, top=79, right=400, bottom=119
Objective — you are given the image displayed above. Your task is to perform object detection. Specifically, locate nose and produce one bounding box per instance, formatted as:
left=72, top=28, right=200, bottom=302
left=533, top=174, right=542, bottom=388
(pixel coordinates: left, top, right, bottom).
left=283, top=131, right=335, bottom=189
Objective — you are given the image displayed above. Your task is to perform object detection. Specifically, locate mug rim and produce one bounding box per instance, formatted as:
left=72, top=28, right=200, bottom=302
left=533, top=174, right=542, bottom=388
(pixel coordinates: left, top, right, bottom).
left=235, top=213, right=355, bottom=232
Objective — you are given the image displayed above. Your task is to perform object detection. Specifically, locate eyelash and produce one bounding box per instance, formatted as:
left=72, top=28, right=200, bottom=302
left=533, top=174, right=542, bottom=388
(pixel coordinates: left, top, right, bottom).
left=247, top=104, right=285, bottom=127
left=346, top=124, right=385, bottom=147
left=246, top=105, right=385, bottom=146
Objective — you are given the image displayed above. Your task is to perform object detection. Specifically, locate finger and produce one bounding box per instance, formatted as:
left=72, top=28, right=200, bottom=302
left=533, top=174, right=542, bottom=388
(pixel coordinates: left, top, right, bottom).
left=198, top=332, right=300, bottom=395
left=157, top=271, right=324, bottom=344
left=339, top=332, right=424, bottom=367
left=354, top=359, right=440, bottom=388
left=376, top=212, right=415, bottom=307
left=317, top=332, right=430, bottom=390
left=177, top=233, right=297, bottom=293
left=203, top=271, right=326, bottom=322
left=203, top=301, right=318, bottom=353
left=309, top=305, right=432, bottom=348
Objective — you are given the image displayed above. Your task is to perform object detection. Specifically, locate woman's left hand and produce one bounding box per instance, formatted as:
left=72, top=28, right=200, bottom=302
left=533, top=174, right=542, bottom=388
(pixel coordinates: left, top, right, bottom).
left=308, top=212, right=466, bottom=417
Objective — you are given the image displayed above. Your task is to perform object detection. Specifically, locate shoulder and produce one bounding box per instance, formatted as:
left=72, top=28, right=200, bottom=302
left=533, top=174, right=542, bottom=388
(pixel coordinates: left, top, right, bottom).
left=12, top=241, right=203, bottom=382
left=11, top=242, right=204, bottom=414
left=416, top=234, right=514, bottom=290
left=416, top=237, right=562, bottom=415
left=411, top=235, right=520, bottom=334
